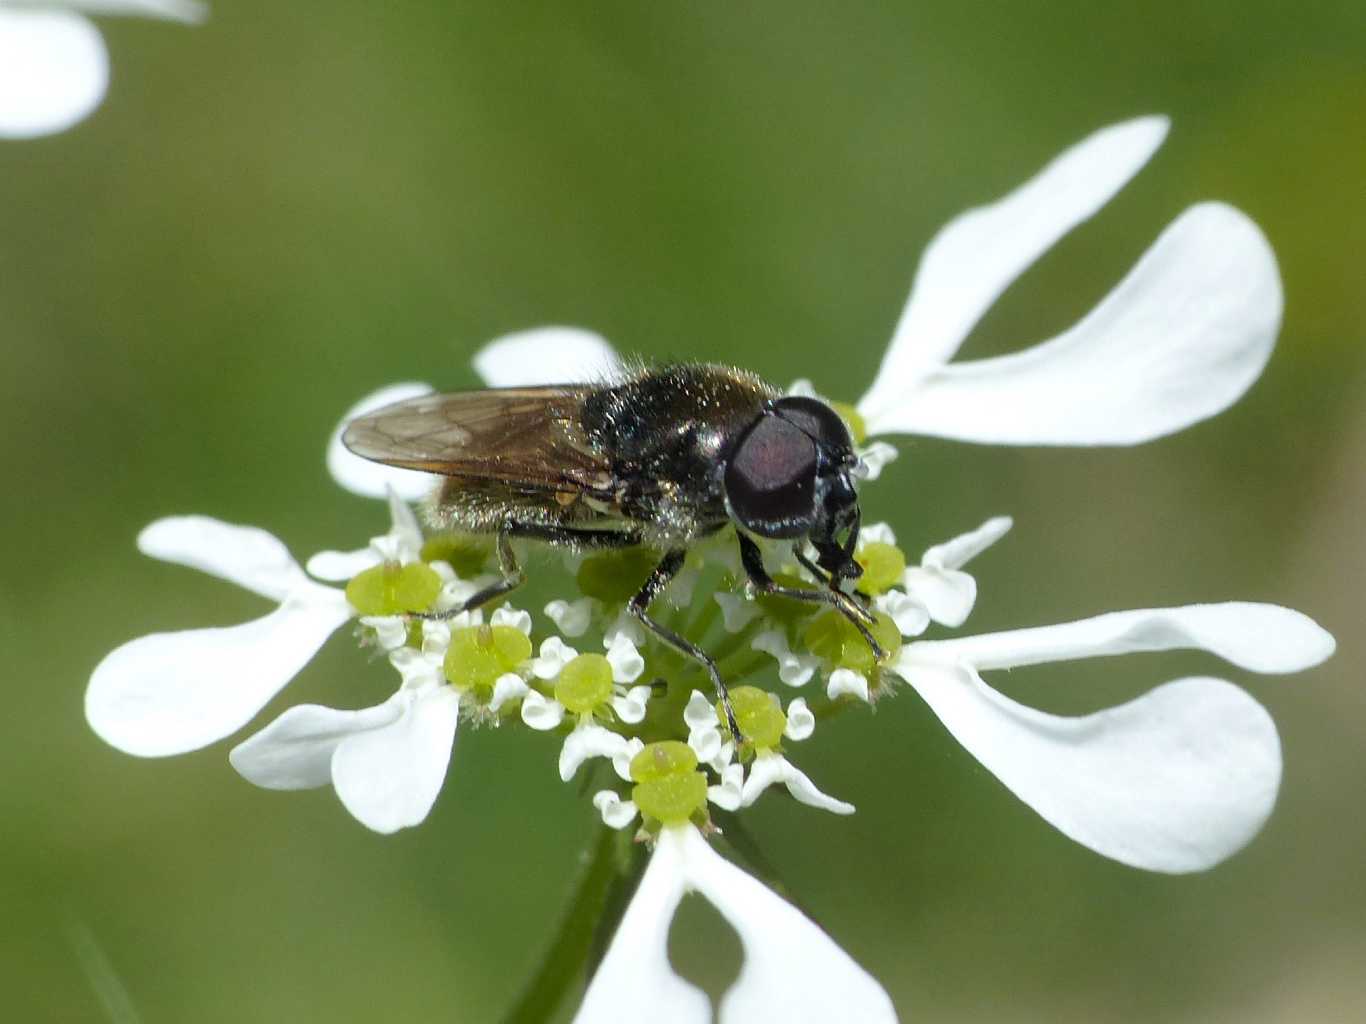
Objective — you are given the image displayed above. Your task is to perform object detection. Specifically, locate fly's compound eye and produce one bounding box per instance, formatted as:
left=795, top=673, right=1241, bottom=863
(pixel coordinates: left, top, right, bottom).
left=724, top=413, right=818, bottom=538
left=770, top=396, right=854, bottom=452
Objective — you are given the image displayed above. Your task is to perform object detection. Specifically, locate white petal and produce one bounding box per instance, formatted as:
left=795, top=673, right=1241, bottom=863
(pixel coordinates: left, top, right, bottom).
left=331, top=685, right=460, bottom=833
left=867, top=204, right=1282, bottom=445
left=858, top=522, right=897, bottom=546
left=229, top=697, right=404, bottom=790
left=854, top=441, right=899, bottom=482
left=437, top=578, right=480, bottom=613
left=531, top=637, right=578, bottom=680
left=604, top=610, right=646, bottom=648
left=922, top=515, right=1013, bottom=570
left=905, top=664, right=1280, bottom=872
left=708, top=762, right=744, bottom=811
left=604, top=634, right=645, bottom=684
left=611, top=685, right=652, bottom=725
left=715, top=591, right=760, bottom=634
left=752, top=630, right=818, bottom=687
left=419, top=618, right=451, bottom=655
left=593, top=791, right=639, bottom=830
left=827, top=668, right=871, bottom=703
left=900, top=565, right=977, bottom=628
left=0, top=11, right=107, bottom=140
left=784, top=697, right=815, bottom=741
left=613, top=738, right=644, bottom=782
left=382, top=486, right=426, bottom=561
left=674, top=827, right=895, bottom=1024
left=859, top=115, right=1169, bottom=421
left=388, top=646, right=444, bottom=690
left=544, top=597, right=593, bottom=638
left=490, top=605, right=533, bottom=635
left=137, top=517, right=307, bottom=602
left=874, top=590, right=930, bottom=638
left=573, top=828, right=710, bottom=1024
left=906, top=602, right=1336, bottom=675
left=559, top=722, right=630, bottom=782
left=684, top=690, right=718, bottom=732
left=71, top=0, right=208, bottom=23
left=520, top=692, right=564, bottom=731
left=326, top=383, right=438, bottom=499
left=741, top=754, right=855, bottom=815
left=304, top=546, right=380, bottom=582
left=360, top=615, right=409, bottom=652
left=489, top=674, right=530, bottom=713
left=473, top=327, right=621, bottom=387
left=86, top=594, right=353, bottom=757
left=687, top=723, right=723, bottom=766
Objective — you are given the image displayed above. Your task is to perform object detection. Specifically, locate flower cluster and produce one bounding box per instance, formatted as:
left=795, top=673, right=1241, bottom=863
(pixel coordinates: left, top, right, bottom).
left=85, top=117, right=1333, bottom=1022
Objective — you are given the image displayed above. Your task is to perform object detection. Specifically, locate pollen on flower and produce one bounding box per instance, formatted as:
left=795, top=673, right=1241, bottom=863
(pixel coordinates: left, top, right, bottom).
left=854, top=542, right=907, bottom=595
left=721, top=686, right=787, bottom=750
left=444, top=624, right=531, bottom=697
left=802, top=609, right=901, bottom=672
left=629, top=741, right=708, bottom=824
left=344, top=561, right=443, bottom=616
left=554, top=653, right=615, bottom=713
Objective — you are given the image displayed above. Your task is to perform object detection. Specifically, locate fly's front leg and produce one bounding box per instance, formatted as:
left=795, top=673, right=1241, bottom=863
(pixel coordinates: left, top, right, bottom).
left=739, top=535, right=885, bottom=661
left=628, top=549, right=743, bottom=742
left=792, top=547, right=875, bottom=623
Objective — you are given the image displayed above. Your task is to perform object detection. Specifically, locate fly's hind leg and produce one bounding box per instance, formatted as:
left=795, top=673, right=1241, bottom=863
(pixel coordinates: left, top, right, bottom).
left=628, top=549, right=743, bottom=742
left=412, top=522, right=641, bottom=620
left=411, top=527, right=524, bottom=620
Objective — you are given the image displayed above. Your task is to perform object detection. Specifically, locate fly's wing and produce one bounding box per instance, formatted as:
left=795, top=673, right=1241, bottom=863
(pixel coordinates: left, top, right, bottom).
left=342, top=387, right=615, bottom=495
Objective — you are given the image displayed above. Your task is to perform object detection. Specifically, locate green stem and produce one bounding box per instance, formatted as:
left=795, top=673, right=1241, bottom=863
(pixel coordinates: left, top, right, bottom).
left=500, top=824, right=645, bottom=1024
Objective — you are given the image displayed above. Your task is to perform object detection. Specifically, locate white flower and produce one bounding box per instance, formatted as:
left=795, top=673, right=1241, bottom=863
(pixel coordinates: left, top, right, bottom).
left=0, top=0, right=205, bottom=140
left=520, top=636, right=653, bottom=781
left=85, top=490, right=424, bottom=757
left=85, top=516, right=352, bottom=757
left=684, top=691, right=853, bottom=816
left=574, top=824, right=897, bottom=1024
left=890, top=602, right=1335, bottom=873
left=897, top=515, right=1013, bottom=628
left=229, top=625, right=459, bottom=834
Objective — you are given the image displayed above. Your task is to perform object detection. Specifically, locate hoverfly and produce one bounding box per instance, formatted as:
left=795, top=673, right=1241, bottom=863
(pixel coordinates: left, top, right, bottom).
left=342, top=364, right=881, bottom=737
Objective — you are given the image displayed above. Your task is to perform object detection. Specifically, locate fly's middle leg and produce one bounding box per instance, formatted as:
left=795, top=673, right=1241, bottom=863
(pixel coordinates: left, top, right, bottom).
left=628, top=548, right=743, bottom=742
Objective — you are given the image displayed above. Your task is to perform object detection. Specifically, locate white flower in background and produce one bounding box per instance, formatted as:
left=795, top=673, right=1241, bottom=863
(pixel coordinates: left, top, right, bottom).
left=891, top=602, right=1335, bottom=872
left=0, top=0, right=205, bottom=139
left=575, top=824, right=897, bottom=1024
left=327, top=115, right=1282, bottom=505
left=85, top=490, right=425, bottom=757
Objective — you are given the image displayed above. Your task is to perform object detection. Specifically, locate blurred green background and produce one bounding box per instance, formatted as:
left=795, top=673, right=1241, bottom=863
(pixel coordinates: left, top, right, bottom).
left=3, top=2, right=1362, bottom=1020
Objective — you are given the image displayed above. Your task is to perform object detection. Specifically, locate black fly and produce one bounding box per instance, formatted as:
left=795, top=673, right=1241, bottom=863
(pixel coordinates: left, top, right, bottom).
left=342, top=364, right=881, bottom=738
